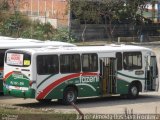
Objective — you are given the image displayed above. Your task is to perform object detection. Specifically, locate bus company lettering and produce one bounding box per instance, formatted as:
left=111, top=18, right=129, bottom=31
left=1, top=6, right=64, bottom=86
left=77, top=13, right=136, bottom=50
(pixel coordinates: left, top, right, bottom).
left=12, top=74, right=24, bottom=79
left=80, top=75, right=99, bottom=83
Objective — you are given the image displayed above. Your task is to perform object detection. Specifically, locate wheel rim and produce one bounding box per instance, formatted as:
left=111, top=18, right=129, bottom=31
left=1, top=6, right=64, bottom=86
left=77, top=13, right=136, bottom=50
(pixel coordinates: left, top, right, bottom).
left=67, top=91, right=75, bottom=103
left=131, top=86, right=138, bottom=96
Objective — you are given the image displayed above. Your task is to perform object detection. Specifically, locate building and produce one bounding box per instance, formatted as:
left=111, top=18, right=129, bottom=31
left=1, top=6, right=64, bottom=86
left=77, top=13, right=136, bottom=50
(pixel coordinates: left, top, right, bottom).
left=8, top=0, right=69, bottom=28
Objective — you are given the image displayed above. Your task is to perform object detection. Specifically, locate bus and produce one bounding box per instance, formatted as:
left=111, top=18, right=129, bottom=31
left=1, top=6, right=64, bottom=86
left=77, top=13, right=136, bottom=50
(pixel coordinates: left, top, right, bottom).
left=0, top=37, right=76, bottom=93
left=3, top=44, right=158, bottom=104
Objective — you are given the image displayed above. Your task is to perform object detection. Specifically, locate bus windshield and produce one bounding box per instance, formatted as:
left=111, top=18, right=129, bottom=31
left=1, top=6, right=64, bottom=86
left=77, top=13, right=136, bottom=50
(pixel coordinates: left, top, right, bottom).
left=5, top=51, right=31, bottom=67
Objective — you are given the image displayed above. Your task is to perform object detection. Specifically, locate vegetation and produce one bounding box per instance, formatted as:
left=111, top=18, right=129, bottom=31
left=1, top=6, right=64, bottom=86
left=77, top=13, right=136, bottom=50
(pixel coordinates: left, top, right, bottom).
left=70, top=0, right=154, bottom=41
left=0, top=107, right=76, bottom=120
left=0, top=0, right=76, bottom=42
left=0, top=0, right=157, bottom=42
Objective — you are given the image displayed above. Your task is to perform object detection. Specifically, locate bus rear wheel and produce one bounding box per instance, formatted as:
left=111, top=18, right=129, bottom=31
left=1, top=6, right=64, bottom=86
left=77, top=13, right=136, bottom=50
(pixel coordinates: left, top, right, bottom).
left=62, top=87, right=77, bottom=105
left=127, top=84, right=139, bottom=99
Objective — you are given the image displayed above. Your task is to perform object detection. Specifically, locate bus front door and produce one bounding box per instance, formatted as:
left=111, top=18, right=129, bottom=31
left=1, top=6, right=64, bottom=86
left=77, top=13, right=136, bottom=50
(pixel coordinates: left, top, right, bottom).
left=100, top=58, right=117, bottom=96
left=145, top=56, right=158, bottom=91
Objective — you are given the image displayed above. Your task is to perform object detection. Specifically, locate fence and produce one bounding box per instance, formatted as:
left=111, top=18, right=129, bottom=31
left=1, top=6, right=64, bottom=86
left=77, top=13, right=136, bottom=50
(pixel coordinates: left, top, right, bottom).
left=71, top=22, right=160, bottom=41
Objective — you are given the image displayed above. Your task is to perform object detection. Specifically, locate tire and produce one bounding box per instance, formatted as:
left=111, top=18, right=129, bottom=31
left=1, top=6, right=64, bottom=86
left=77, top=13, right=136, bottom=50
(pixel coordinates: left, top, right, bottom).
left=127, top=84, right=139, bottom=99
left=62, top=87, right=77, bottom=105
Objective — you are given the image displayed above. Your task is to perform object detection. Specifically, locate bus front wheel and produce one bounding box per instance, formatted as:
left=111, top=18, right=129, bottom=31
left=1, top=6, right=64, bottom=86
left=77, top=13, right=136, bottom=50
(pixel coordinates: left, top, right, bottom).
left=62, top=87, right=77, bottom=105
left=127, top=84, right=139, bottom=99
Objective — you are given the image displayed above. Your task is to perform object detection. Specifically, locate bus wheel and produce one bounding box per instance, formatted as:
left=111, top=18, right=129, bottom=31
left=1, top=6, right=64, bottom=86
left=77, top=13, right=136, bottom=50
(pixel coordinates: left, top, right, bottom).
left=63, top=87, right=77, bottom=105
left=127, top=84, right=139, bottom=99
left=37, top=99, right=52, bottom=103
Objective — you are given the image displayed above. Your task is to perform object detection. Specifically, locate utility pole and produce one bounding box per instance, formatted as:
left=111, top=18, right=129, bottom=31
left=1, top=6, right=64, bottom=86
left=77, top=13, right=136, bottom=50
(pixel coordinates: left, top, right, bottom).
left=45, top=0, right=47, bottom=23
left=152, top=0, right=156, bottom=22
left=30, top=0, right=32, bottom=16
left=38, top=0, right=39, bottom=16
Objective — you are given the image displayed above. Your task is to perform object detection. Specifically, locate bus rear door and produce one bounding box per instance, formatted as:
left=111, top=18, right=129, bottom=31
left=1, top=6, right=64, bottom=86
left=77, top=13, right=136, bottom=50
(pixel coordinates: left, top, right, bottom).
left=99, top=53, right=117, bottom=96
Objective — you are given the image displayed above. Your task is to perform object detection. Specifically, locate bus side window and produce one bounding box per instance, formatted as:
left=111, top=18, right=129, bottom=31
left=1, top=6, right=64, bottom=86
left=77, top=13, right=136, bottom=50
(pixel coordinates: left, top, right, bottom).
left=71, top=54, right=81, bottom=72
left=116, top=52, right=122, bottom=70
left=60, top=54, right=81, bottom=73
left=37, top=55, right=59, bottom=75
left=82, top=53, right=98, bottom=72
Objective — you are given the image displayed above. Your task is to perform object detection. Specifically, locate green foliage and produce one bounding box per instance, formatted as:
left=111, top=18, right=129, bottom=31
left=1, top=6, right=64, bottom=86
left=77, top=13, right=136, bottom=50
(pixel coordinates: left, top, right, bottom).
left=30, top=21, right=55, bottom=40
left=71, top=0, right=151, bottom=24
left=53, top=28, right=76, bottom=43
left=0, top=12, right=58, bottom=41
left=0, top=9, right=76, bottom=42
left=0, top=0, right=9, bottom=10
left=0, top=12, right=32, bottom=37
left=70, top=0, right=99, bottom=23
left=0, top=0, right=75, bottom=42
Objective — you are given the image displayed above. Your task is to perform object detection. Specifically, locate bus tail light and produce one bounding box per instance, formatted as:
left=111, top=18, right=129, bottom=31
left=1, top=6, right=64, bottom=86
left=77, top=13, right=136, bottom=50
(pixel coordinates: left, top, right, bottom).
left=29, top=81, right=36, bottom=86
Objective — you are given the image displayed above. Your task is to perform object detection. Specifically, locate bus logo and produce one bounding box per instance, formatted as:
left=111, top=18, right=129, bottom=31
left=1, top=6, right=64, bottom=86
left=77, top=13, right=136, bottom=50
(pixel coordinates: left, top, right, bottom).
left=80, top=75, right=99, bottom=83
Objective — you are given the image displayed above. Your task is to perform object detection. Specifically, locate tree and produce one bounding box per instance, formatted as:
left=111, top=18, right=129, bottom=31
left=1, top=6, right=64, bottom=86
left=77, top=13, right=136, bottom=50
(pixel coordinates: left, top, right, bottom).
left=70, top=0, right=126, bottom=41
left=97, top=0, right=125, bottom=40
left=70, top=0, right=99, bottom=42
left=0, top=0, right=56, bottom=40
left=70, top=0, right=151, bottom=41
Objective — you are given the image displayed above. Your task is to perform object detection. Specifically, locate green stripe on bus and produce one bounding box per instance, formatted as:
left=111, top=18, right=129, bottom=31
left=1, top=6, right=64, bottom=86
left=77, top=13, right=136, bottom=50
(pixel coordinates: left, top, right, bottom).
left=117, top=72, right=145, bottom=80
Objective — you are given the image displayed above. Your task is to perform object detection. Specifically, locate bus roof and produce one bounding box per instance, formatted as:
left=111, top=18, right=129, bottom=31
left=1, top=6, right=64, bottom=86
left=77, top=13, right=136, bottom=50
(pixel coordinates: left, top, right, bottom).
left=7, top=44, right=152, bottom=54
left=0, top=38, right=76, bottom=49
left=0, top=36, right=16, bottom=40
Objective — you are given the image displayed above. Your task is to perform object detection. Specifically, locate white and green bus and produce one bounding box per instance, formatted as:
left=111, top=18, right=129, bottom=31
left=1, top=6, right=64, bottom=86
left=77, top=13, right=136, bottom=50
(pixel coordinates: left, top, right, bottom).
left=0, top=37, right=76, bottom=93
left=3, top=44, right=158, bottom=104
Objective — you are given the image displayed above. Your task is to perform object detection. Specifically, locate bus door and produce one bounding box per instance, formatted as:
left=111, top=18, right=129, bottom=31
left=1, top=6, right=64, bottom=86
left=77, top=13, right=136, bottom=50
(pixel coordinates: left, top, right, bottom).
left=100, top=57, right=117, bottom=96
left=145, top=56, right=158, bottom=91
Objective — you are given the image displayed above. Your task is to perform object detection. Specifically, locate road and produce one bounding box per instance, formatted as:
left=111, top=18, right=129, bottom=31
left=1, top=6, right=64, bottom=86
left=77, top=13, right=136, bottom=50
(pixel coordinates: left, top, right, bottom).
left=0, top=45, right=160, bottom=114
left=0, top=92, right=160, bottom=114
